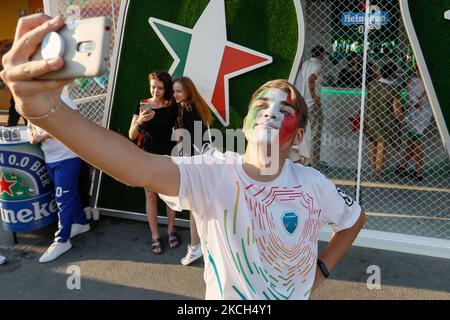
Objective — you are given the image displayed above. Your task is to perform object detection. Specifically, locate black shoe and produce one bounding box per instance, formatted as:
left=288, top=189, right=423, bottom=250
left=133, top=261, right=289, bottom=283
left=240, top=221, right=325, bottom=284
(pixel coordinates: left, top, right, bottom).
left=412, top=171, right=424, bottom=182
left=395, top=166, right=407, bottom=177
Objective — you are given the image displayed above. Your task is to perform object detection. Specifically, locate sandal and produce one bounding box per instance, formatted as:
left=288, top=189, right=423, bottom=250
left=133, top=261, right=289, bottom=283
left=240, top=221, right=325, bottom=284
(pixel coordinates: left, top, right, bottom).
left=168, top=232, right=181, bottom=249
left=151, top=237, right=164, bottom=254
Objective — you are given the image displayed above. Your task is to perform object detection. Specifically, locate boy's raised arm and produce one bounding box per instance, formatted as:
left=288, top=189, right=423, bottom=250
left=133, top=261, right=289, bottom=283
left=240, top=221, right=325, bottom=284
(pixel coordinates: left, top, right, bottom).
left=1, top=14, right=180, bottom=197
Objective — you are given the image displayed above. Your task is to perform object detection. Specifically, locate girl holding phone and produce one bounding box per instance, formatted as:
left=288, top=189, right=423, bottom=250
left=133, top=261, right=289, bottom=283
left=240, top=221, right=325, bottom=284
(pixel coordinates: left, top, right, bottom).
left=129, top=71, right=179, bottom=254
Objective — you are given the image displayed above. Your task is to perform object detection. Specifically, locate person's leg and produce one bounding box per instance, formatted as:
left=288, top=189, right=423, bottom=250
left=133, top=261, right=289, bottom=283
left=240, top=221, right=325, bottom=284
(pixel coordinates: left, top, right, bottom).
left=145, top=189, right=162, bottom=253
left=181, top=212, right=203, bottom=266
left=369, top=141, right=377, bottom=171
left=166, top=205, right=181, bottom=248
left=375, top=142, right=385, bottom=174
left=78, top=160, right=92, bottom=208
left=54, top=158, right=87, bottom=242
left=189, top=213, right=200, bottom=246
left=413, top=140, right=423, bottom=177
left=39, top=159, right=84, bottom=263
left=399, top=139, right=414, bottom=170
left=309, top=107, right=323, bottom=167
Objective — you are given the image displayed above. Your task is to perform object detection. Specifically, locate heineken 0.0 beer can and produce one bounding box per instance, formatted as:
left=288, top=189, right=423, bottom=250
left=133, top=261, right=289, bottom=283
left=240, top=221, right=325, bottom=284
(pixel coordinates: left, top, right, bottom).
left=0, top=126, right=57, bottom=232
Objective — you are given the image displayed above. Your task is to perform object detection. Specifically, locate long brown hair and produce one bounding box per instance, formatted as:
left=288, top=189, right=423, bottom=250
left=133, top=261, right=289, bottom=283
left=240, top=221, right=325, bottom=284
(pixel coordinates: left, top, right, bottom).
left=148, top=71, right=173, bottom=105
left=249, top=79, right=308, bottom=129
left=174, top=76, right=213, bottom=126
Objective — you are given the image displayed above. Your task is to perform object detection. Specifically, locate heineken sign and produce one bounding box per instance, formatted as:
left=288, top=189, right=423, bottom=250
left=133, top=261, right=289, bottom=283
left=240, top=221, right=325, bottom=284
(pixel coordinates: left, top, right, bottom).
left=341, top=11, right=390, bottom=26
left=0, top=145, right=58, bottom=233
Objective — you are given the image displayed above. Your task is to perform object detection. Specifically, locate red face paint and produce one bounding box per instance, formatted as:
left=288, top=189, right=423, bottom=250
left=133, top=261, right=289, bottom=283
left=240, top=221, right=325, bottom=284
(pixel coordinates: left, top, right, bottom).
left=279, top=109, right=299, bottom=146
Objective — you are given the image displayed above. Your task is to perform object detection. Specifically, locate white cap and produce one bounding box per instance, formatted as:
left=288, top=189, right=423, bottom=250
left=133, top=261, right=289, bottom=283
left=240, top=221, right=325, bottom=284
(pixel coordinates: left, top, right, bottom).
left=41, top=32, right=65, bottom=60
left=0, top=255, right=5, bottom=265
left=445, top=10, right=450, bottom=20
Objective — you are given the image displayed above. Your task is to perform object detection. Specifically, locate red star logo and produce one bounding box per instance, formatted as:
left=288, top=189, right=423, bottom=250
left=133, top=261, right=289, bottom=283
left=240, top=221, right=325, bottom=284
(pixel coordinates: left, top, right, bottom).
left=348, top=113, right=361, bottom=132
left=0, top=173, right=17, bottom=196
left=211, top=46, right=270, bottom=123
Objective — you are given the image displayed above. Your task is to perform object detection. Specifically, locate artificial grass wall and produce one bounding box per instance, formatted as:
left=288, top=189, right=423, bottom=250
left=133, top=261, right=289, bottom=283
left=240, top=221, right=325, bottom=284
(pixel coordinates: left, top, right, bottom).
left=408, top=0, right=450, bottom=130
left=97, top=0, right=299, bottom=214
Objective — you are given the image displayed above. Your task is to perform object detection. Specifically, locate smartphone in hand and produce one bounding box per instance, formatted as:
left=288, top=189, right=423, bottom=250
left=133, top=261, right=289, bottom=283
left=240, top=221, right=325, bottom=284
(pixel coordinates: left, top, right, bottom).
left=31, top=17, right=112, bottom=80
left=140, top=99, right=156, bottom=113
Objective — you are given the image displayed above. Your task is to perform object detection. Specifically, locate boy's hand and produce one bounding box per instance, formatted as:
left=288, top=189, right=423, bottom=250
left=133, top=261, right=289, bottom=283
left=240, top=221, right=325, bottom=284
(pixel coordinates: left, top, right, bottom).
left=0, top=14, right=73, bottom=119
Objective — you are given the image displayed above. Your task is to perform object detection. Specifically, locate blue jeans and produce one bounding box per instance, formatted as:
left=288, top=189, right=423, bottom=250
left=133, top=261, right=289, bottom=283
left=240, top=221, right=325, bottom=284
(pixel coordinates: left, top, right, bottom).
left=46, top=157, right=88, bottom=243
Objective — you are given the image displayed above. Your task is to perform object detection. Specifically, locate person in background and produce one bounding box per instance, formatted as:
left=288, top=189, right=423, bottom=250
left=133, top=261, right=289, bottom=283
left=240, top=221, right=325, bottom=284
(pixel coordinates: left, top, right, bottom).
left=296, top=45, right=326, bottom=168
left=338, top=52, right=378, bottom=88
left=397, top=64, right=433, bottom=181
left=28, top=96, right=90, bottom=263
left=364, top=62, right=403, bottom=177
left=128, top=71, right=178, bottom=254
left=172, top=76, right=214, bottom=266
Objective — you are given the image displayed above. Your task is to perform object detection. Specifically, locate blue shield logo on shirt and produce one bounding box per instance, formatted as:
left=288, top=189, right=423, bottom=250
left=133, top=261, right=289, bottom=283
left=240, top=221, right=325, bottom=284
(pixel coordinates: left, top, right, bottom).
left=282, top=211, right=298, bottom=235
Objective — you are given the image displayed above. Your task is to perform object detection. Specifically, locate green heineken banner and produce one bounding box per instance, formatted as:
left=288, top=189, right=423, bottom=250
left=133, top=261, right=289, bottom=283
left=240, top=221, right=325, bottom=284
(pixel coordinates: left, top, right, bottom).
left=400, top=0, right=450, bottom=154
left=96, top=0, right=305, bottom=215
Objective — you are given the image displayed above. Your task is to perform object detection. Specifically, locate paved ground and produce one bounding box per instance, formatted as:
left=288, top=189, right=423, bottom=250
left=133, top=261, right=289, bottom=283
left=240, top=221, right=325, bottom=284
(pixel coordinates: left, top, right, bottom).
left=1, top=215, right=449, bottom=300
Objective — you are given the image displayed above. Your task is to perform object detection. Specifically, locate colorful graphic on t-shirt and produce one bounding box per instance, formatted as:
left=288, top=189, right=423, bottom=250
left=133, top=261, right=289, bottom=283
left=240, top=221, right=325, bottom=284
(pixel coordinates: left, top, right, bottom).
left=221, top=180, right=321, bottom=300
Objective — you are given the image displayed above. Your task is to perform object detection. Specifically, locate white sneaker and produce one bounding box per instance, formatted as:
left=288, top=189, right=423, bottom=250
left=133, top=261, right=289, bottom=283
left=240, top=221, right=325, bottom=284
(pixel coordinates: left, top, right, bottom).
left=181, top=244, right=203, bottom=266
left=70, top=223, right=91, bottom=239
left=84, top=206, right=92, bottom=220
left=39, top=241, right=72, bottom=263
left=0, top=255, right=5, bottom=265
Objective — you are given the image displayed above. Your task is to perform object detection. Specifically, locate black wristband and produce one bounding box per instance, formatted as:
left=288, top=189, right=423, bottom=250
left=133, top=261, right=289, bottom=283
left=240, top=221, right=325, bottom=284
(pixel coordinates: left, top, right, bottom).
left=317, top=259, right=330, bottom=278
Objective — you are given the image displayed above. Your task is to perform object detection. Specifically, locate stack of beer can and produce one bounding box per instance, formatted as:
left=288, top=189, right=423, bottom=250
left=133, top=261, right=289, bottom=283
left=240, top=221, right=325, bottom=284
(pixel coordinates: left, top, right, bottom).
left=0, top=127, right=21, bottom=142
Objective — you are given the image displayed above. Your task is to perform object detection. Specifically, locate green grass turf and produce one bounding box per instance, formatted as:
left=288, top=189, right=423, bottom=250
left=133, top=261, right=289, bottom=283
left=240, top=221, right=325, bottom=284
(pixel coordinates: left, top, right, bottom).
left=408, top=0, right=450, bottom=129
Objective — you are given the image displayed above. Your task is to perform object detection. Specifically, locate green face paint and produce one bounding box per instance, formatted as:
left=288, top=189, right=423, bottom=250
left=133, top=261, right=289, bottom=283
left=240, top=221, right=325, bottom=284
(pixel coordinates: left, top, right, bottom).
left=244, top=89, right=269, bottom=134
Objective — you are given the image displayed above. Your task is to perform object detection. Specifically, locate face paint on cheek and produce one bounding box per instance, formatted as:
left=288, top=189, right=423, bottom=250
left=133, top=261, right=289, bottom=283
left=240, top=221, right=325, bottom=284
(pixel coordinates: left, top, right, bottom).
left=279, top=111, right=299, bottom=146
left=245, top=106, right=261, bottom=133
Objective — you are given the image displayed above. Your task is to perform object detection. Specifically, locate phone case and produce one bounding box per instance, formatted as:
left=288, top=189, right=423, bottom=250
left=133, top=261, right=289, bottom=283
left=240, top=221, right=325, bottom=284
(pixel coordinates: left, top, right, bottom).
left=31, top=17, right=112, bottom=80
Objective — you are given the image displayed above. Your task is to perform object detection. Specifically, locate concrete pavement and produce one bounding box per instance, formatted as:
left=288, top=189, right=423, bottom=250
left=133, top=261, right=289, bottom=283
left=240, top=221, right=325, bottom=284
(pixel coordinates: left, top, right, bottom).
left=1, top=216, right=449, bottom=300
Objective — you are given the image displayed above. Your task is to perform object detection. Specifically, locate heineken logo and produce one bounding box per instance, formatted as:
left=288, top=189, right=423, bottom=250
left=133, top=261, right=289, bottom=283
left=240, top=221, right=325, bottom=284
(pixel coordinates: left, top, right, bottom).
left=149, top=0, right=272, bottom=126
left=0, top=149, right=57, bottom=232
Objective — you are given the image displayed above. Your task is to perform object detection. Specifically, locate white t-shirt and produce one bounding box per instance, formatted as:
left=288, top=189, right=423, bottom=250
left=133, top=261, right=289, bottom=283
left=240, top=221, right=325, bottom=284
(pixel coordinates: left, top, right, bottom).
left=31, top=96, right=79, bottom=163
left=405, top=75, right=433, bottom=135
left=296, top=57, right=324, bottom=109
left=160, top=151, right=361, bottom=300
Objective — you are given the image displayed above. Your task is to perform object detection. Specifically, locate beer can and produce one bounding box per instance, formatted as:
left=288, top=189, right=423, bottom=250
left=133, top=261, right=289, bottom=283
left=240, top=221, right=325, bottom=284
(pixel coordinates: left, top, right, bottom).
left=11, top=127, right=21, bottom=141
left=2, top=128, right=12, bottom=142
